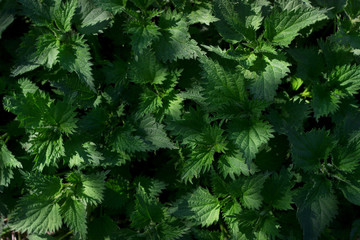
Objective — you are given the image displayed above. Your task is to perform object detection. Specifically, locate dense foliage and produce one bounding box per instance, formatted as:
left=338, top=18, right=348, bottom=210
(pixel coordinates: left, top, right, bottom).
left=0, top=0, right=360, bottom=239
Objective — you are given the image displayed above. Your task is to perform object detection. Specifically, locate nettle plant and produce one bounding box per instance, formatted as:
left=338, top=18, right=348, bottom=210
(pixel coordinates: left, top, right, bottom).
left=0, top=0, right=360, bottom=239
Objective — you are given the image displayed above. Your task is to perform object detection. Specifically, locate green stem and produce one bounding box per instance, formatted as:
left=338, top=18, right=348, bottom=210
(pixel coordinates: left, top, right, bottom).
left=0, top=133, right=8, bottom=141
left=58, top=230, right=73, bottom=240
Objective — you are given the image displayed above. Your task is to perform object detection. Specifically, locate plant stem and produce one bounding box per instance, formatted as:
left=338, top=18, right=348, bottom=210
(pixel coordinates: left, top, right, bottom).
left=58, top=230, right=73, bottom=240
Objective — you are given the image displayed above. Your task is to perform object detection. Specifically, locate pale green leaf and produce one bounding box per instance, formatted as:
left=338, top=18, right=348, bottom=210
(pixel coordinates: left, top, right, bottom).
left=61, top=198, right=87, bottom=239
left=0, top=143, right=22, bottom=186
left=9, top=196, right=62, bottom=234
left=187, top=187, right=221, bottom=227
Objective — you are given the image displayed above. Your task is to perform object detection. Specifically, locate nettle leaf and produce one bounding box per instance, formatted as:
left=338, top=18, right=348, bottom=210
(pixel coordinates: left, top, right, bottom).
left=17, top=0, right=52, bottom=26
left=187, top=3, right=218, bottom=26
left=130, top=185, right=164, bottom=229
left=77, top=0, right=113, bottom=35
left=249, top=56, right=291, bottom=101
left=200, top=57, right=247, bottom=108
left=218, top=150, right=254, bottom=180
left=231, top=174, right=269, bottom=210
left=52, top=0, right=78, bottom=33
left=23, top=172, right=62, bottom=197
left=30, top=133, right=66, bottom=171
left=0, top=0, right=15, bottom=39
left=61, top=198, right=87, bottom=239
left=129, top=50, right=168, bottom=85
left=12, top=29, right=60, bottom=76
left=312, top=83, right=341, bottom=119
left=110, top=124, right=150, bottom=153
left=213, top=0, right=261, bottom=42
left=153, top=10, right=202, bottom=62
left=182, top=126, right=227, bottom=183
left=93, top=0, right=127, bottom=14
left=288, top=129, right=336, bottom=171
left=288, top=47, right=325, bottom=81
left=138, top=115, right=175, bottom=150
left=262, top=168, right=294, bottom=210
left=66, top=171, right=107, bottom=206
left=9, top=196, right=62, bottom=235
left=126, top=21, right=161, bottom=55
left=328, top=64, right=360, bottom=96
left=186, top=187, right=221, bottom=227
left=0, top=143, right=22, bottom=187
left=295, top=177, right=338, bottom=239
left=66, top=139, right=105, bottom=168
left=233, top=210, right=280, bottom=239
left=228, top=119, right=274, bottom=161
left=58, top=34, right=95, bottom=90
left=264, top=5, right=328, bottom=46
left=332, top=139, right=360, bottom=172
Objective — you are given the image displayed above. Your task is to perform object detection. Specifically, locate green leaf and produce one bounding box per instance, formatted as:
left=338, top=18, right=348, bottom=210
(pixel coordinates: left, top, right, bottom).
left=218, top=150, right=254, bottom=180
left=93, top=0, right=127, bottom=14
left=138, top=115, right=175, bottom=150
left=23, top=172, right=62, bottom=197
left=126, top=21, right=161, bottom=55
left=0, top=143, right=22, bottom=187
left=288, top=129, right=336, bottom=171
left=110, top=124, right=150, bottom=153
left=249, top=57, right=290, bottom=101
left=312, top=83, right=341, bottom=119
left=181, top=146, right=214, bottom=183
left=61, top=198, right=87, bottom=239
left=130, top=185, right=164, bottom=229
left=332, top=139, right=360, bottom=172
left=12, top=30, right=60, bottom=76
left=66, top=139, right=105, bottom=168
left=200, top=57, right=247, bottom=108
left=229, top=119, right=274, bottom=161
left=78, top=0, right=113, bottom=35
left=213, top=0, right=261, bottom=42
left=182, top=126, right=227, bottom=183
left=295, top=177, right=338, bottom=239
left=17, top=0, right=51, bottom=26
left=66, top=171, right=107, bottom=205
left=9, top=196, right=62, bottom=234
left=187, top=187, right=221, bottom=227
left=27, top=234, right=56, bottom=240
left=328, top=64, right=360, bottom=96
left=262, top=168, right=294, bottom=210
left=340, top=180, right=360, bottom=206
left=153, top=10, right=202, bottom=62
left=288, top=47, right=325, bottom=81
left=129, top=50, right=168, bottom=85
left=58, top=34, right=95, bottom=90
left=233, top=210, right=280, bottom=239
left=264, top=6, right=328, bottom=46
left=187, top=4, right=218, bottom=26
left=88, top=216, right=120, bottom=240
left=53, top=0, right=78, bottom=32
left=30, top=133, right=66, bottom=171
left=0, top=0, right=15, bottom=39
left=232, top=174, right=269, bottom=210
